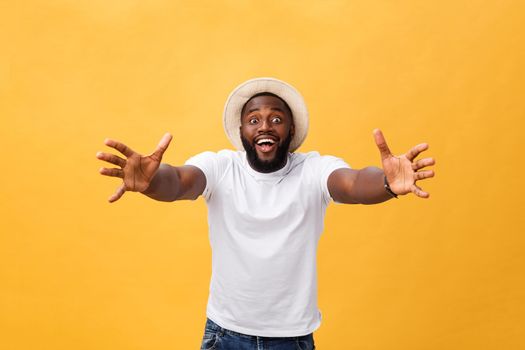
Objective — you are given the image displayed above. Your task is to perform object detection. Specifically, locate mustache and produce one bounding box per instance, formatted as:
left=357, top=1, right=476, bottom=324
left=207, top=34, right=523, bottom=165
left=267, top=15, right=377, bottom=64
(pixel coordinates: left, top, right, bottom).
left=241, top=132, right=292, bottom=173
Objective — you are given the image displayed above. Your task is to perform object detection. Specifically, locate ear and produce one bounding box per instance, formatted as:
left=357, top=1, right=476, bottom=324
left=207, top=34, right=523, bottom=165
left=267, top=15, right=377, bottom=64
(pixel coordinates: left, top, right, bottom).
left=290, top=122, right=295, bottom=137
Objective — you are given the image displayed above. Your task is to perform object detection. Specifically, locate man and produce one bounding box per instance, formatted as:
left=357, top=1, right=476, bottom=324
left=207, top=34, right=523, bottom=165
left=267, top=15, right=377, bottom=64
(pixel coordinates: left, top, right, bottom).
left=97, top=78, right=435, bottom=349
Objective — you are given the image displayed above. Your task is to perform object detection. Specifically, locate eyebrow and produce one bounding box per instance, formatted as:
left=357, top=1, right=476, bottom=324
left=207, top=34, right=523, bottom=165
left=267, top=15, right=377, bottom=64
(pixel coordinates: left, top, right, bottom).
left=246, top=107, right=285, bottom=114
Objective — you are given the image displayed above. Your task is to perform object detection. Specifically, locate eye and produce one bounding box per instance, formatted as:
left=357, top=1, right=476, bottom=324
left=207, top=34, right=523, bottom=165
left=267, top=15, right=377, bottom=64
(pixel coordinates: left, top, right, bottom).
left=248, top=118, right=258, bottom=125
left=271, top=117, right=282, bottom=123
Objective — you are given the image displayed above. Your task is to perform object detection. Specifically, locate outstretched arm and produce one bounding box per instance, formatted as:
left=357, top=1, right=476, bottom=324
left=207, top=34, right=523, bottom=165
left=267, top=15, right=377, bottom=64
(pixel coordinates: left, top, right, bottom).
left=96, top=133, right=206, bottom=203
left=328, top=129, right=435, bottom=204
left=141, top=164, right=205, bottom=202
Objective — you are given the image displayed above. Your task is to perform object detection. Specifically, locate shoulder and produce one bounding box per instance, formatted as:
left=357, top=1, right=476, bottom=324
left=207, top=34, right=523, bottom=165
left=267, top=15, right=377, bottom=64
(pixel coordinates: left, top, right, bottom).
left=292, top=151, right=351, bottom=185
left=293, top=151, right=349, bottom=167
left=185, top=149, right=244, bottom=175
left=215, top=149, right=246, bottom=168
left=289, top=151, right=323, bottom=164
left=216, top=149, right=242, bottom=160
left=186, top=149, right=238, bottom=162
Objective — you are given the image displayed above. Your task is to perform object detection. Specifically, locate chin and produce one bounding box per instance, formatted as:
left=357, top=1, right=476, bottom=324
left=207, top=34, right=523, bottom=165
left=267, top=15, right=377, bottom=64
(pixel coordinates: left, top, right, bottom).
left=241, top=135, right=292, bottom=173
left=257, top=152, right=277, bottom=162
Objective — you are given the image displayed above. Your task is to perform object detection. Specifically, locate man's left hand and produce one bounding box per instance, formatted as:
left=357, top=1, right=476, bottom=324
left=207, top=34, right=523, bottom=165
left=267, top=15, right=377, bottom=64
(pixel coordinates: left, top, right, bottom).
left=373, top=129, right=435, bottom=198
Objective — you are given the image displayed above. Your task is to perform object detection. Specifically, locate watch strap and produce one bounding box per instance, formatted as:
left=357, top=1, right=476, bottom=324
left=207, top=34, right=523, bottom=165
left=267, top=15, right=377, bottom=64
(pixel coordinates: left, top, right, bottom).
left=384, top=176, right=398, bottom=199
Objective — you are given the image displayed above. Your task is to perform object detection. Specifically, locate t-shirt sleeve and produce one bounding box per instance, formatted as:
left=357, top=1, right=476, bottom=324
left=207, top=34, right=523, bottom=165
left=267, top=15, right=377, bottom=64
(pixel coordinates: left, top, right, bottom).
left=318, top=155, right=351, bottom=204
left=185, top=151, right=230, bottom=201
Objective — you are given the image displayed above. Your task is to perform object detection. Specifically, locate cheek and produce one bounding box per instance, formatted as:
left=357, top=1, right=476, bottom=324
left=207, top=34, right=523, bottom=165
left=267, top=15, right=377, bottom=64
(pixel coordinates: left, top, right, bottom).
left=278, top=125, right=293, bottom=137
left=240, top=126, right=255, bottom=138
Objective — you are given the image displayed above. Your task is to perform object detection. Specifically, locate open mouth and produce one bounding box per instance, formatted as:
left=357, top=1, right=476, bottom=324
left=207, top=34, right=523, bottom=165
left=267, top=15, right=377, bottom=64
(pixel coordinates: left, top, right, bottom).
left=255, top=137, right=277, bottom=153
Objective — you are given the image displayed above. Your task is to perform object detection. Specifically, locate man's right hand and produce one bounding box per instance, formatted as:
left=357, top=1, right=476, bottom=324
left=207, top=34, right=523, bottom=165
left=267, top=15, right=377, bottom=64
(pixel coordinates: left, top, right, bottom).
left=96, top=133, right=173, bottom=203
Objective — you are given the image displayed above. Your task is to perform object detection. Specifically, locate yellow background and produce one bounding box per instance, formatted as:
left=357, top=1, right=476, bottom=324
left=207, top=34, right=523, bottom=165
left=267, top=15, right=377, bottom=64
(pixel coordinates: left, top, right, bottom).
left=1, top=1, right=523, bottom=349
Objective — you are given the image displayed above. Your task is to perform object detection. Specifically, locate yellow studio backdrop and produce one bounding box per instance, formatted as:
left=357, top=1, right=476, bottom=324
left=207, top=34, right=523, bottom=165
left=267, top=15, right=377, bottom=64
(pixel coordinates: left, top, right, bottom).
left=1, top=1, right=523, bottom=349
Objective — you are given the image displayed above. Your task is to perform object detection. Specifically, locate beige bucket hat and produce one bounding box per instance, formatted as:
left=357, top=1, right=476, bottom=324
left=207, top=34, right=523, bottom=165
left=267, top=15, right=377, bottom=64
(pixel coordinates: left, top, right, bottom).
left=223, top=77, right=309, bottom=152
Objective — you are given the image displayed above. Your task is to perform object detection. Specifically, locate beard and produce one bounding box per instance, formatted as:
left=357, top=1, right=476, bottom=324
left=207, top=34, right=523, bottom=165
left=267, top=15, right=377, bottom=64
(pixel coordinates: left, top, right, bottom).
left=241, top=132, right=292, bottom=173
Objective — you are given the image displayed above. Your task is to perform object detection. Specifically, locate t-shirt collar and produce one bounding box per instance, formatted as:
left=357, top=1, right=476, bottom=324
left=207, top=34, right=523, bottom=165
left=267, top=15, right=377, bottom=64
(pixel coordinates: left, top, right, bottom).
left=242, top=152, right=293, bottom=180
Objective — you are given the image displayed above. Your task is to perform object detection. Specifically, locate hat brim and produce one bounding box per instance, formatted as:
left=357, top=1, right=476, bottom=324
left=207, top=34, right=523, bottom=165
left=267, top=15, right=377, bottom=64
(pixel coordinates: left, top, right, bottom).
left=223, top=77, right=309, bottom=152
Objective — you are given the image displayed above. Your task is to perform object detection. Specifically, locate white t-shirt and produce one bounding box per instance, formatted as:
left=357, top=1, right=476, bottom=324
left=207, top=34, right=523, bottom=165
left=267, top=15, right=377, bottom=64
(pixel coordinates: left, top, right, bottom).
left=185, top=150, right=350, bottom=337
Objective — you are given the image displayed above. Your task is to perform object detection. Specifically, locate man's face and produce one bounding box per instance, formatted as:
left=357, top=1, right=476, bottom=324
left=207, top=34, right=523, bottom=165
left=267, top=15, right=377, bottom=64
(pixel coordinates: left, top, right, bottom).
left=240, top=95, right=295, bottom=173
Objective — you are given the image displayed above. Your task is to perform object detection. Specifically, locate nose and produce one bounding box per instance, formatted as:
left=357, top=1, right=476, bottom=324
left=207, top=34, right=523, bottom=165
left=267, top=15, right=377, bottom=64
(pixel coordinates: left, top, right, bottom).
left=258, top=118, right=272, bottom=132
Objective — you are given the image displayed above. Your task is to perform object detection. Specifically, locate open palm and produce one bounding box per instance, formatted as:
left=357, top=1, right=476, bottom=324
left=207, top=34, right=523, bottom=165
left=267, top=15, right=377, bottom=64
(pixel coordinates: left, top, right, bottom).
left=97, top=133, right=173, bottom=202
left=374, top=129, right=435, bottom=198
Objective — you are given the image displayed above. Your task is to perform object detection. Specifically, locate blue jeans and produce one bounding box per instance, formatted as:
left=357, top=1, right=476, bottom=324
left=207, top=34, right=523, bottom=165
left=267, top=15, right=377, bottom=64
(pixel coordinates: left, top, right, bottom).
left=200, top=318, right=316, bottom=350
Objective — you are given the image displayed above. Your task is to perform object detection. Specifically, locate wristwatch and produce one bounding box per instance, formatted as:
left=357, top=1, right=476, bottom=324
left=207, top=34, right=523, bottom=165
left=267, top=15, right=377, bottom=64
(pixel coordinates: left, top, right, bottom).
left=384, top=176, right=398, bottom=199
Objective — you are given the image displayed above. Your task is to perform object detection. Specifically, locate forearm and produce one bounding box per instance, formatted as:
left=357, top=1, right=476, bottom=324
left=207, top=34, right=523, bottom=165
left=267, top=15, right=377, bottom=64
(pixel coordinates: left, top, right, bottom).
left=351, top=167, right=394, bottom=204
left=141, top=163, right=181, bottom=202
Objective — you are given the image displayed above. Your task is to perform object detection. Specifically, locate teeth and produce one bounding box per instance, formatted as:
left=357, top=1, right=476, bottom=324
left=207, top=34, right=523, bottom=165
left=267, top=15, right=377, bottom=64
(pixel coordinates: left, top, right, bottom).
left=257, top=138, right=276, bottom=145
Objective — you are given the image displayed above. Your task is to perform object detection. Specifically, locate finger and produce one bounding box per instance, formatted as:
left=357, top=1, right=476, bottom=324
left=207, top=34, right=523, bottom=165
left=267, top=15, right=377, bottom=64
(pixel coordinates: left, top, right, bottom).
left=406, top=143, right=429, bottom=161
left=99, top=167, right=124, bottom=178
left=412, top=157, right=435, bottom=171
left=373, top=129, right=392, bottom=160
left=411, top=184, right=429, bottom=198
left=108, top=183, right=126, bottom=203
left=96, top=152, right=126, bottom=168
left=414, top=170, right=435, bottom=181
left=151, top=133, right=173, bottom=161
left=104, top=138, right=135, bottom=157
